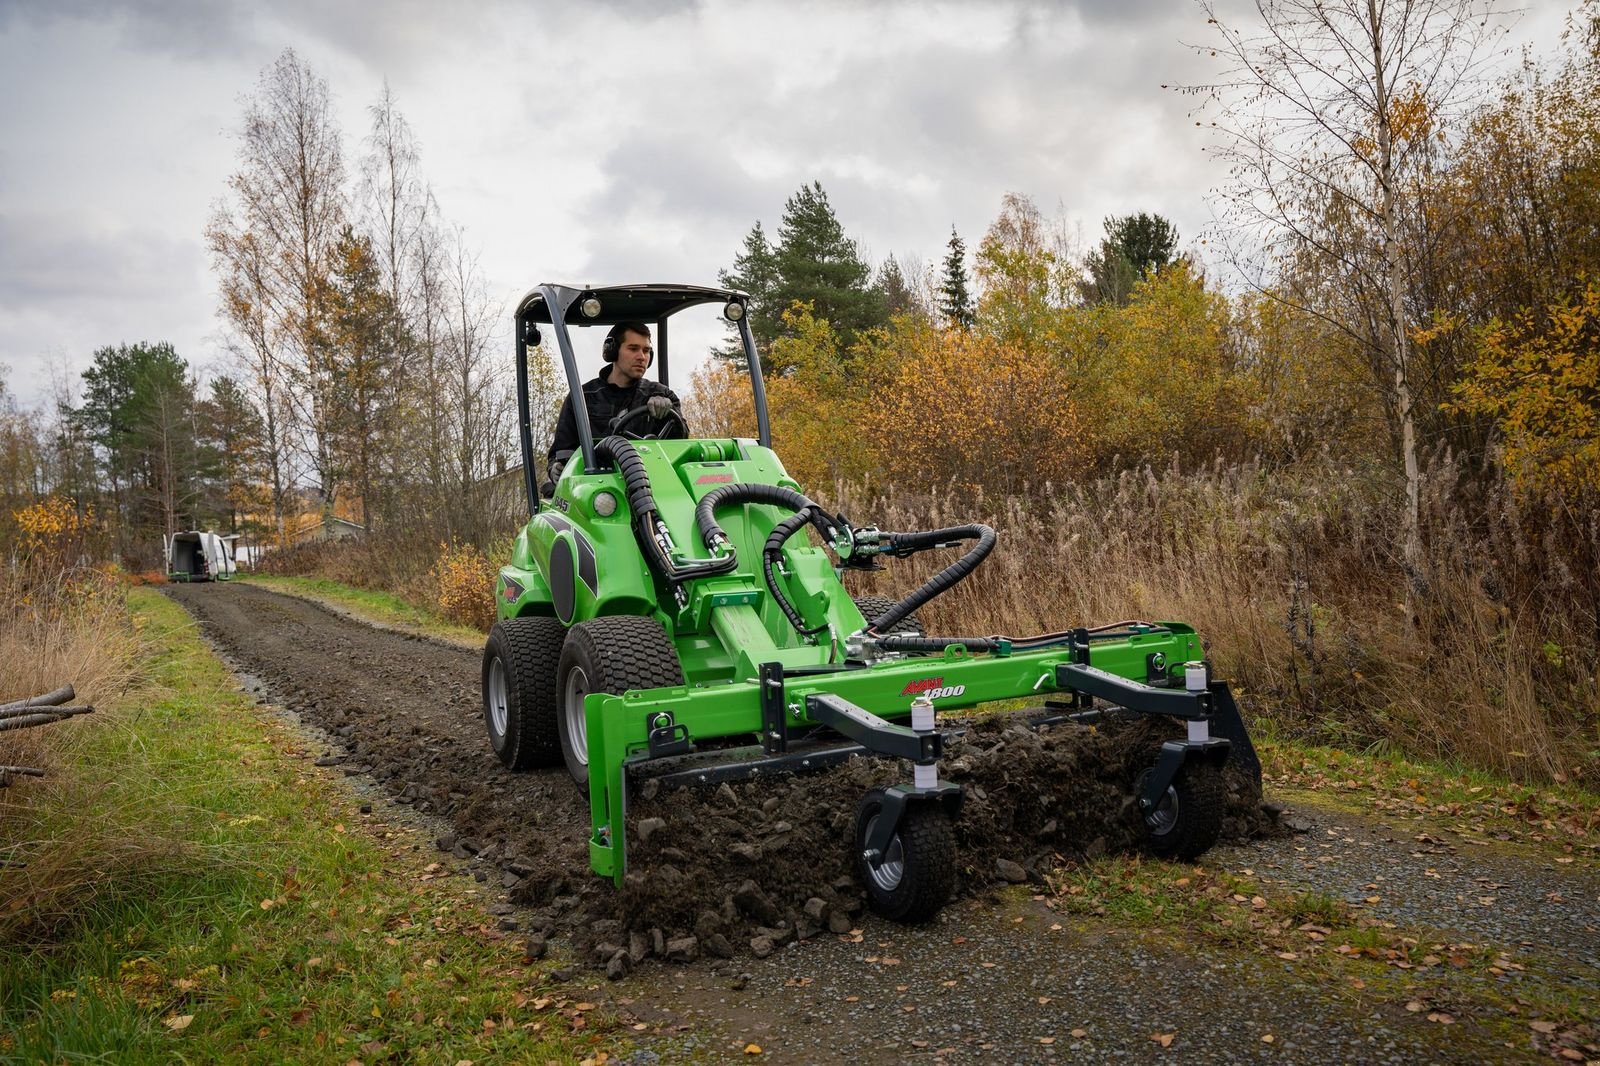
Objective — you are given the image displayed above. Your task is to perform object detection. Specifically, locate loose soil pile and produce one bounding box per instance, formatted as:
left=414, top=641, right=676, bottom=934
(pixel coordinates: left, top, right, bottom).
left=166, top=583, right=1276, bottom=978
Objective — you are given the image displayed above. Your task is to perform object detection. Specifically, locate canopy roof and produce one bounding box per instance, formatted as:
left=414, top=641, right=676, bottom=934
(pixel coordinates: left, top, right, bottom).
left=515, top=283, right=746, bottom=326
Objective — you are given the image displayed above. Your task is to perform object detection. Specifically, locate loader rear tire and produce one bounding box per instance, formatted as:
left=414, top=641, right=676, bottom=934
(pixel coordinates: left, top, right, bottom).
left=557, top=616, right=685, bottom=789
left=851, top=595, right=925, bottom=637
left=1139, top=760, right=1225, bottom=861
left=855, top=789, right=955, bottom=923
left=483, top=616, right=566, bottom=770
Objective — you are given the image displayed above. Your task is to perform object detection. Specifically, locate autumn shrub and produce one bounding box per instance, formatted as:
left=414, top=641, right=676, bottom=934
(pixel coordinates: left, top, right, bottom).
left=428, top=541, right=497, bottom=632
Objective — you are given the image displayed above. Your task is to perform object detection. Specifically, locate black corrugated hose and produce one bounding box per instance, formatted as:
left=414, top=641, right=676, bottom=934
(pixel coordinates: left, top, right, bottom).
left=864, top=524, right=996, bottom=636
left=594, top=436, right=737, bottom=584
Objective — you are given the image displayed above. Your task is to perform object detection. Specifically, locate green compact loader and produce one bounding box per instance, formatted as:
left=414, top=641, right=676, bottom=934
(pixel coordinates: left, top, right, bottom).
left=484, top=283, right=1260, bottom=922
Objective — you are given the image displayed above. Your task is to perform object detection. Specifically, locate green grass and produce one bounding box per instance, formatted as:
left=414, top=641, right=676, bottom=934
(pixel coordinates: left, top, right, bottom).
left=240, top=574, right=485, bottom=646
left=1257, top=738, right=1600, bottom=859
left=0, top=589, right=622, bottom=1064
left=1038, top=853, right=1586, bottom=1033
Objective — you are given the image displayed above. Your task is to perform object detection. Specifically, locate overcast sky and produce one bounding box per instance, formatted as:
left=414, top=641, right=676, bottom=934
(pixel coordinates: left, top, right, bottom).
left=0, top=0, right=1574, bottom=409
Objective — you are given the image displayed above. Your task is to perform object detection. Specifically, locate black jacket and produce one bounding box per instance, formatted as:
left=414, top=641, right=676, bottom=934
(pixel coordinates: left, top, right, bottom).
left=546, top=372, right=681, bottom=475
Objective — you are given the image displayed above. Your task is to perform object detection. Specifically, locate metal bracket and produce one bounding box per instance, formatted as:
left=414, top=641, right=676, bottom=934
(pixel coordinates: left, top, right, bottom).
left=646, top=721, right=691, bottom=759
left=805, top=693, right=943, bottom=764
left=1057, top=662, right=1211, bottom=720
left=759, top=661, right=787, bottom=755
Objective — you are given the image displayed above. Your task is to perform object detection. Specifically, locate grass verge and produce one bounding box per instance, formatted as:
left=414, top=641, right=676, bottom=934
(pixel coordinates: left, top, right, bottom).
left=0, top=588, right=626, bottom=1064
left=239, top=574, right=485, bottom=647
left=1257, top=738, right=1600, bottom=858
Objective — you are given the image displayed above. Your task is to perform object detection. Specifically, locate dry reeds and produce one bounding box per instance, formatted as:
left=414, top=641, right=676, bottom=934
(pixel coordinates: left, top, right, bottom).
left=0, top=564, right=153, bottom=941
left=832, top=455, right=1598, bottom=785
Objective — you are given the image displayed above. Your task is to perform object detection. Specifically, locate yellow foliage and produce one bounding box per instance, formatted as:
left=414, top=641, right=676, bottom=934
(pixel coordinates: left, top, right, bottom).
left=863, top=321, right=1089, bottom=494
left=12, top=496, right=96, bottom=571
left=429, top=541, right=496, bottom=631
left=1450, top=278, right=1600, bottom=495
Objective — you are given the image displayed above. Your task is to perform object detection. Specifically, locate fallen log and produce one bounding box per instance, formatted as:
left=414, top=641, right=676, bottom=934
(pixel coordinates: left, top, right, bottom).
left=0, top=685, right=74, bottom=712
left=0, top=707, right=95, bottom=731
left=0, top=703, right=93, bottom=721
left=0, top=686, right=95, bottom=785
left=0, top=765, right=48, bottom=788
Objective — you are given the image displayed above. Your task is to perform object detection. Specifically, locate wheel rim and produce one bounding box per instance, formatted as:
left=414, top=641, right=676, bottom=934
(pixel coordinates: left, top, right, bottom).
left=487, top=658, right=509, bottom=738
left=563, top=665, right=590, bottom=767
left=1144, top=781, right=1180, bottom=836
left=863, top=812, right=905, bottom=891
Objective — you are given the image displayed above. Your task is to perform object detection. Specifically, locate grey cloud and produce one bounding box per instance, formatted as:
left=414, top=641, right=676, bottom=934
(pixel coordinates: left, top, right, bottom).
left=0, top=211, right=200, bottom=304
left=0, top=0, right=257, bottom=58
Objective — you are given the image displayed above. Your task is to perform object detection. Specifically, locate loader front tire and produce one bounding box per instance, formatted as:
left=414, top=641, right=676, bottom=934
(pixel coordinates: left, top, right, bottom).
left=557, top=617, right=685, bottom=789
left=1139, top=760, right=1225, bottom=861
left=851, top=595, right=925, bottom=637
left=483, top=616, right=566, bottom=770
left=855, top=789, right=955, bottom=923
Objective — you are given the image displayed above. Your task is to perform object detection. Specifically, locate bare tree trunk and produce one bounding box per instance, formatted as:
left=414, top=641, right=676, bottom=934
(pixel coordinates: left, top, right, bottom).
left=1369, top=0, right=1425, bottom=617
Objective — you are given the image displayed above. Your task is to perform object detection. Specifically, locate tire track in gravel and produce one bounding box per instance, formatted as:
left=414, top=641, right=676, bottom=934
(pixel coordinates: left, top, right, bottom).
left=163, top=582, right=1594, bottom=1064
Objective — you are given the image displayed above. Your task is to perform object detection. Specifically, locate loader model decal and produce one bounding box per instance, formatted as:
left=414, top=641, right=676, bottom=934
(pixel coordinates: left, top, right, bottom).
left=901, top=677, right=966, bottom=700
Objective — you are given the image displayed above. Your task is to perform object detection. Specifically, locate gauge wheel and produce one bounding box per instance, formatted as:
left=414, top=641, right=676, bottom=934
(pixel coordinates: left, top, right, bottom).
left=854, top=788, right=956, bottom=923
left=1138, top=760, right=1225, bottom=860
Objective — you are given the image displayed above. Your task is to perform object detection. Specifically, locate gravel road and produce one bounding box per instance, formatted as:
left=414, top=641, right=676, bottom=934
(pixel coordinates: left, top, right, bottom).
left=165, top=582, right=1599, bottom=1064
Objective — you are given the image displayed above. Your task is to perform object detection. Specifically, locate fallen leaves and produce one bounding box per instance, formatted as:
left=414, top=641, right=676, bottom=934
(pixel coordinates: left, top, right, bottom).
left=1151, top=1031, right=1175, bottom=1048
left=163, top=1014, right=194, bottom=1032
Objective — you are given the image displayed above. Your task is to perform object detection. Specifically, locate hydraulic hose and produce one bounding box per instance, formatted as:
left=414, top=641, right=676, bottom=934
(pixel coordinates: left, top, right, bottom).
left=762, top=510, right=827, bottom=636
left=695, top=482, right=837, bottom=551
left=593, top=436, right=737, bottom=585
left=876, top=635, right=1002, bottom=653
left=865, top=524, right=996, bottom=635
left=696, top=483, right=844, bottom=637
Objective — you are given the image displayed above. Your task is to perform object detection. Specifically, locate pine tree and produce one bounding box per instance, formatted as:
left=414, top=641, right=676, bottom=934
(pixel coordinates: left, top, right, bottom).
left=717, top=221, right=780, bottom=358
left=938, top=227, right=975, bottom=330
left=717, top=182, right=887, bottom=370
left=876, top=255, right=922, bottom=319
left=772, top=181, right=885, bottom=347
left=196, top=375, right=267, bottom=534
left=1080, top=213, right=1179, bottom=306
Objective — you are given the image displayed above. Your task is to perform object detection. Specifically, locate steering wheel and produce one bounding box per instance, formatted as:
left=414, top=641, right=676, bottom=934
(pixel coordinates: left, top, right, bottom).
left=608, top=404, right=688, bottom=441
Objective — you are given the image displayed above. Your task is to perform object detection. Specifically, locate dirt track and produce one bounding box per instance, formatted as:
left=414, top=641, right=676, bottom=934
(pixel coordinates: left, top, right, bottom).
left=165, top=582, right=1600, bottom=1063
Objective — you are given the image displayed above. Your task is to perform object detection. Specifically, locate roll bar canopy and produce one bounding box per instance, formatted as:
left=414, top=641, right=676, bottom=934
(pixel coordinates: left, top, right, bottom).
left=513, top=282, right=771, bottom=512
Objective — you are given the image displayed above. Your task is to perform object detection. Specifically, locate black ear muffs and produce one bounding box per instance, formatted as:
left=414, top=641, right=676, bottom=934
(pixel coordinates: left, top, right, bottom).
left=603, top=324, right=653, bottom=367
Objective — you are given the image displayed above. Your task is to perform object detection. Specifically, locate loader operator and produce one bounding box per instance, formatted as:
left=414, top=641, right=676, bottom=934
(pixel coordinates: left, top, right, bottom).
left=545, top=321, right=684, bottom=486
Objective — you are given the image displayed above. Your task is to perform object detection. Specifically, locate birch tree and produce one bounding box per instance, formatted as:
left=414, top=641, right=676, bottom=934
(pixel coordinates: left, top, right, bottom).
left=1193, top=0, right=1503, bottom=611
left=225, top=48, right=347, bottom=513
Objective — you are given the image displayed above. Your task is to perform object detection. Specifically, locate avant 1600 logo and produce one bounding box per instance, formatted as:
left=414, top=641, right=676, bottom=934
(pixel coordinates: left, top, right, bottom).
left=900, top=676, right=966, bottom=700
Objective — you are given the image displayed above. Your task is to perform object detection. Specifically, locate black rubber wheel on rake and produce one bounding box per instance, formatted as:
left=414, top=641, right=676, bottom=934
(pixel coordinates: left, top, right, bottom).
left=854, top=788, right=956, bottom=923
left=483, top=616, right=566, bottom=770
left=557, top=616, right=685, bottom=789
left=851, top=595, right=925, bottom=636
left=1138, top=760, right=1225, bottom=860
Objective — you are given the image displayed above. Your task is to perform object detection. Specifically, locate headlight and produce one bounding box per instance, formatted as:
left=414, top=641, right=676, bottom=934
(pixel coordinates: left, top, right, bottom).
left=580, top=297, right=602, bottom=318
